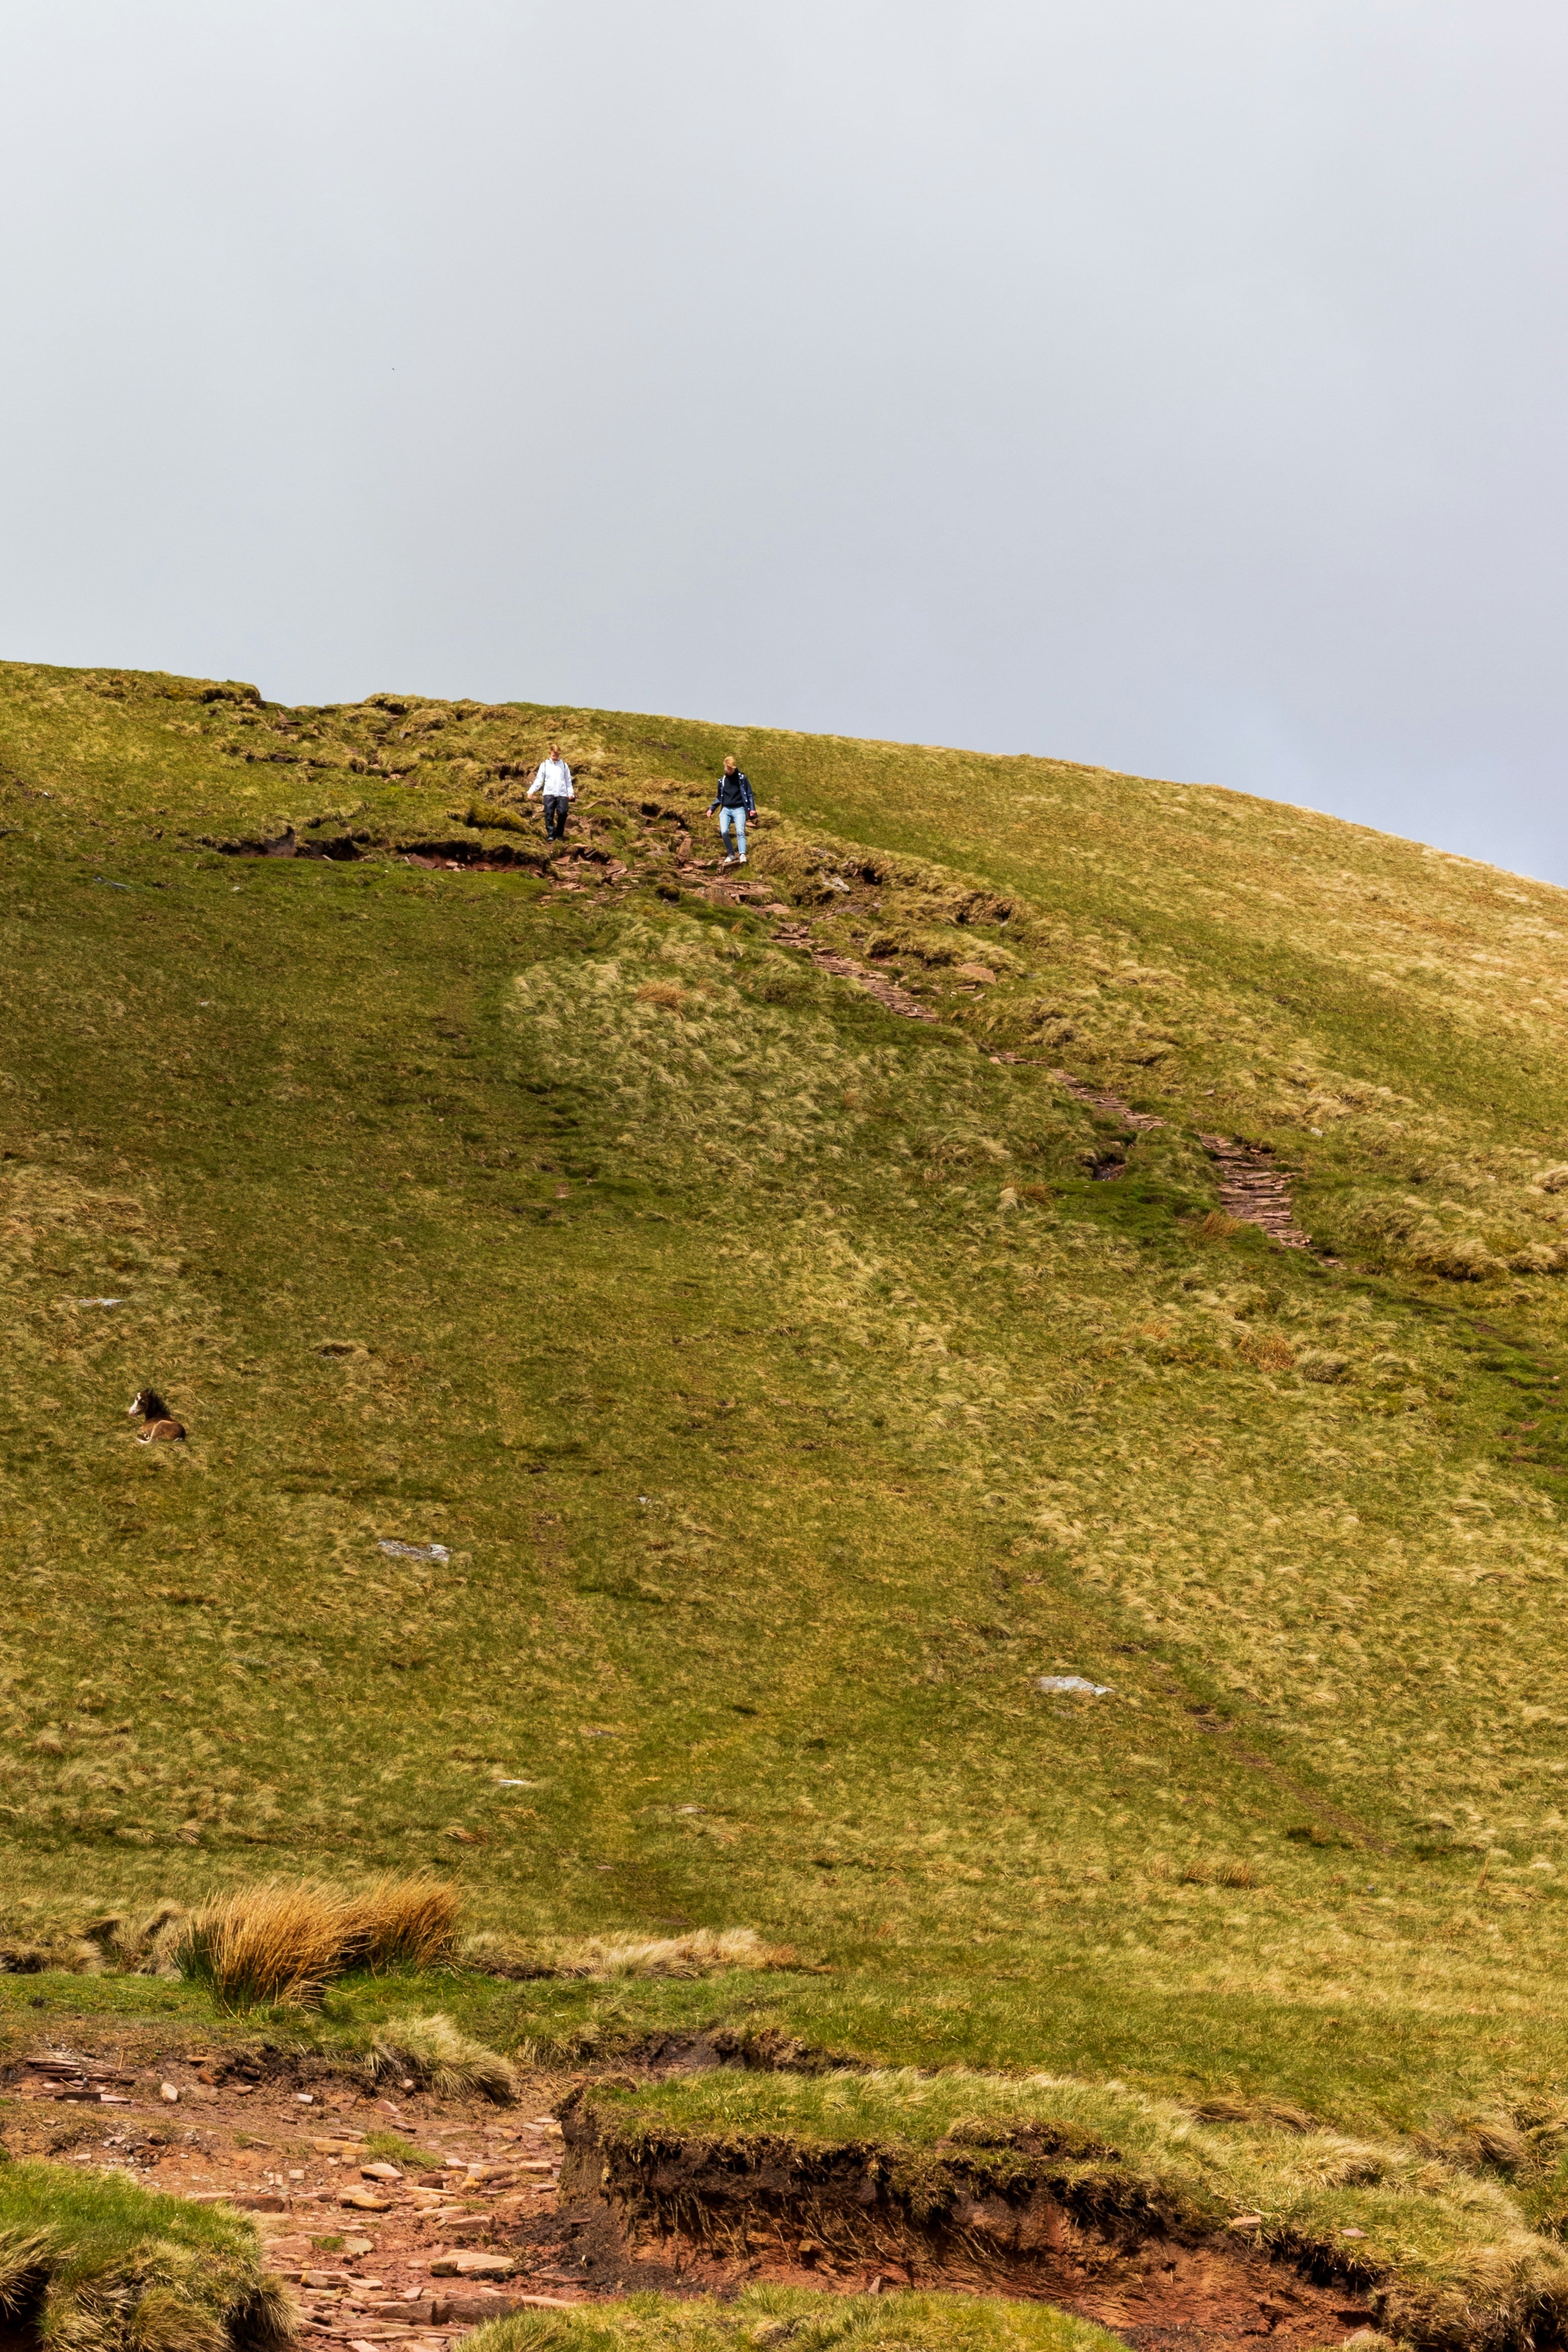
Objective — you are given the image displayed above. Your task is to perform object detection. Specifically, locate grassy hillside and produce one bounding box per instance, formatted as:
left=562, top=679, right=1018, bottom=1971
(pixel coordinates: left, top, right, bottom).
left=4, top=657, right=1568, bottom=2154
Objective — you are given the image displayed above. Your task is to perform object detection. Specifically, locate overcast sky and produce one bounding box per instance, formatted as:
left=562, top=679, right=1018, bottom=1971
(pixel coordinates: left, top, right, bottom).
left=2, top=3, right=1564, bottom=879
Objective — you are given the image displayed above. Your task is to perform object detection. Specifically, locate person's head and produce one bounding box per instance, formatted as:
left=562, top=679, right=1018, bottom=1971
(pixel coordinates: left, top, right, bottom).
left=723, top=754, right=737, bottom=773
left=548, top=741, right=560, bottom=758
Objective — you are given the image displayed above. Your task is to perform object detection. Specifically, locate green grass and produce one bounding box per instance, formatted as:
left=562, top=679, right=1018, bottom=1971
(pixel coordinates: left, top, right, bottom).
left=463, top=2288, right=1121, bottom=2352
left=8, top=658, right=1568, bottom=2309
left=359, top=2127, right=440, bottom=2170
left=0, top=2157, right=291, bottom=2351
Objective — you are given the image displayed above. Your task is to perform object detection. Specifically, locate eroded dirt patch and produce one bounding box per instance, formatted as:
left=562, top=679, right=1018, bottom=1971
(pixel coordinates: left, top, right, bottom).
left=557, top=2098, right=1383, bottom=2352
left=0, top=2040, right=614, bottom=2344
left=0, top=2038, right=1394, bottom=2351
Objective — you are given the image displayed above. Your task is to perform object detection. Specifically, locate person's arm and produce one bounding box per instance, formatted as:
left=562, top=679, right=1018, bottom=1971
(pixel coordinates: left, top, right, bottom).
left=743, top=776, right=756, bottom=814
left=562, top=765, right=574, bottom=798
left=526, top=765, right=544, bottom=797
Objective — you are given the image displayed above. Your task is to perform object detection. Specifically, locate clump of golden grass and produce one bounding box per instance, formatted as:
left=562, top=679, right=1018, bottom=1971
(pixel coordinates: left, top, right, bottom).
left=460, top=1925, right=795, bottom=1982
left=178, top=1875, right=459, bottom=2009
left=1179, top=1860, right=1259, bottom=1889
left=1192, top=2095, right=1319, bottom=2134
left=338, top=1873, right=461, bottom=1973
left=362, top=2012, right=515, bottom=2103
left=1416, top=2110, right=1530, bottom=2177
left=1239, top=1332, right=1296, bottom=1372
left=1198, top=1209, right=1248, bottom=1240
left=178, top=1882, right=348, bottom=2009
left=635, top=980, right=686, bottom=1011
left=463, top=2285, right=1120, bottom=2352
left=556, top=1926, right=797, bottom=1979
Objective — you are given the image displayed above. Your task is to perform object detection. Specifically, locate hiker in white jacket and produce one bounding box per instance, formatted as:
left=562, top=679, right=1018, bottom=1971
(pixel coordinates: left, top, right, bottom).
left=526, top=743, right=574, bottom=842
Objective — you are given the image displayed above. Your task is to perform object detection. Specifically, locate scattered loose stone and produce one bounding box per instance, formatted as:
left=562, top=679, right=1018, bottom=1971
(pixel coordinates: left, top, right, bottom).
left=430, top=2252, right=516, bottom=2280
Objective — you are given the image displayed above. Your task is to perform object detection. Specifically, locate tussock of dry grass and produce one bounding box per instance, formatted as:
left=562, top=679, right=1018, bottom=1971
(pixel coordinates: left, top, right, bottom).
left=178, top=1882, right=346, bottom=2009
left=554, top=1927, right=798, bottom=1979
left=463, top=2285, right=1119, bottom=2352
left=178, top=1876, right=459, bottom=2008
left=78, top=1902, right=189, bottom=1977
left=361, top=2011, right=515, bottom=2103
left=1178, top=1860, right=1259, bottom=1889
left=461, top=1926, right=795, bottom=1982
left=337, top=1874, right=461, bottom=1972
left=1192, top=2095, right=1319, bottom=2135
left=1416, top=2111, right=1531, bottom=2177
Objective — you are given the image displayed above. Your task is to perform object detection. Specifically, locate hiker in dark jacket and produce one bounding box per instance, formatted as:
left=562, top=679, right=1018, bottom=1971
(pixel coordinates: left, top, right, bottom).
left=708, top=756, right=756, bottom=866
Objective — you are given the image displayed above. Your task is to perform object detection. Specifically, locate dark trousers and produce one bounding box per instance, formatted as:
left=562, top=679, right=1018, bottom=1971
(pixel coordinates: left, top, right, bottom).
left=543, top=794, right=570, bottom=841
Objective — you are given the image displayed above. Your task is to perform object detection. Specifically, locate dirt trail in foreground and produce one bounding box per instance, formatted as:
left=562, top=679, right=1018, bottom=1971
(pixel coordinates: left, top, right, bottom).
left=1, top=2038, right=1384, bottom=2352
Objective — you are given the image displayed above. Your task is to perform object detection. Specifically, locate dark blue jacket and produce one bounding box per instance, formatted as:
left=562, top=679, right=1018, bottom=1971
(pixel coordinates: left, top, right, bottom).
left=709, top=769, right=755, bottom=814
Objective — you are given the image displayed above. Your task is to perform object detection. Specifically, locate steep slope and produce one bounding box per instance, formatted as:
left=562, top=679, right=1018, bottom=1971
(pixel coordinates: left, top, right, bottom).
left=3, top=659, right=1568, bottom=2146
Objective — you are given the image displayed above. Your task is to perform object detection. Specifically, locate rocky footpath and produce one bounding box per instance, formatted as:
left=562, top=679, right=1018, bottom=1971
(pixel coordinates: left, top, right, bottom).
left=0, top=2042, right=636, bottom=2344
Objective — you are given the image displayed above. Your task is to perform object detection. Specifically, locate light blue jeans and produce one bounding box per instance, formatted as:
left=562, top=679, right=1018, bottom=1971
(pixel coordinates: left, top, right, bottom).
left=718, top=806, right=747, bottom=858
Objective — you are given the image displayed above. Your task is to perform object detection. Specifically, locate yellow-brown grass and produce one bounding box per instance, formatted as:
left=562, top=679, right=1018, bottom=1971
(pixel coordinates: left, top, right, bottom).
left=1179, top=1860, right=1259, bottom=1889
left=459, top=1924, right=795, bottom=1982
left=1240, top=1332, right=1296, bottom=1372
left=178, top=1874, right=459, bottom=2008
left=178, top=1880, right=344, bottom=2008
left=337, top=1873, right=461, bottom=1972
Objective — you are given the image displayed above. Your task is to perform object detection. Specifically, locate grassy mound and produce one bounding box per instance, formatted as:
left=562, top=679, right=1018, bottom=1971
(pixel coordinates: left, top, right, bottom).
left=564, top=2074, right=1568, bottom=2351
left=462, top=2287, right=1121, bottom=2352
left=0, top=2158, right=294, bottom=2352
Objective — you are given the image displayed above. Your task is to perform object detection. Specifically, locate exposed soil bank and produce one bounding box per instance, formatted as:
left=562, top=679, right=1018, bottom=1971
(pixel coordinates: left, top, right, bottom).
left=558, top=2097, right=1386, bottom=2352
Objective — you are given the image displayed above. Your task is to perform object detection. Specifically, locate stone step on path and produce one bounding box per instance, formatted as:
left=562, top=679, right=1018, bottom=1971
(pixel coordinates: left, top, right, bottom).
left=1040, top=1070, right=1325, bottom=1253
left=1197, top=1133, right=1315, bottom=1251
left=1038, top=1068, right=1167, bottom=1182
left=665, top=871, right=940, bottom=1023
left=763, top=919, right=935, bottom=1021
left=1047, top=1069, right=1168, bottom=1133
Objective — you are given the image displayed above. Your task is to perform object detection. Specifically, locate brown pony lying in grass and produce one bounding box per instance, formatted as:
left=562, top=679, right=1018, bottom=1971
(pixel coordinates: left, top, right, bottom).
left=128, top=1387, right=185, bottom=1443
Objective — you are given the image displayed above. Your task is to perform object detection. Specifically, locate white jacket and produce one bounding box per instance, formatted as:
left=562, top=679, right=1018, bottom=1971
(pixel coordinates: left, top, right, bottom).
left=527, top=758, right=574, bottom=799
